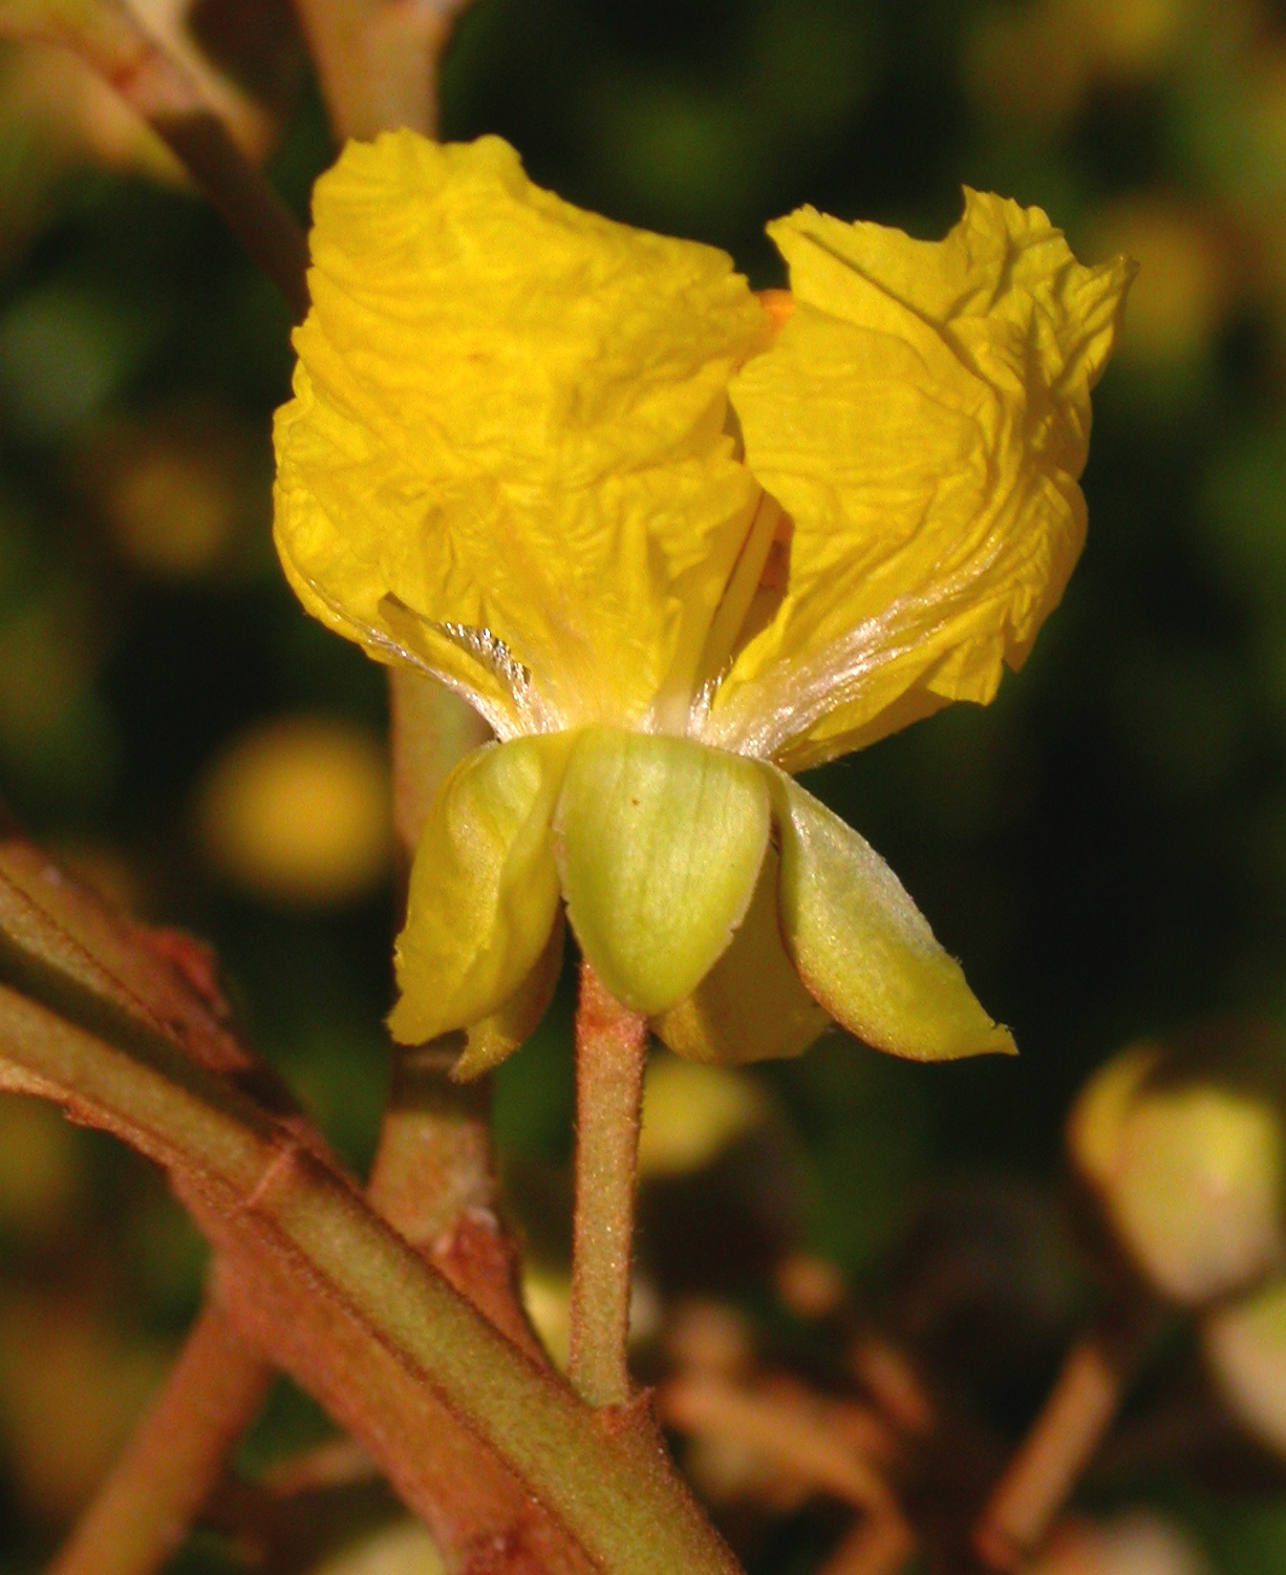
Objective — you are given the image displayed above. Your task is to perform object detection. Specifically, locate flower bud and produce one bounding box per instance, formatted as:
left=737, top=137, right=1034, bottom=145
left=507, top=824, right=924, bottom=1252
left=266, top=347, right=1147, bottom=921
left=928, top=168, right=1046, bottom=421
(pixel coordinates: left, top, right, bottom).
left=313, top=1519, right=444, bottom=1575
left=1031, top=1510, right=1209, bottom=1575
left=1068, top=1025, right=1286, bottom=1304
left=1204, top=1276, right=1286, bottom=1456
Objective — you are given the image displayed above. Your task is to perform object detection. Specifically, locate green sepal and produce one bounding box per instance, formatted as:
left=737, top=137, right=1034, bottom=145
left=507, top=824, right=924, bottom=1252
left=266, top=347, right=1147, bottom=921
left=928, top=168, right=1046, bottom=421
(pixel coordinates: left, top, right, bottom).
left=554, top=729, right=770, bottom=1016
left=769, top=769, right=1015, bottom=1061
left=389, top=733, right=577, bottom=1045
left=652, top=843, right=829, bottom=1064
left=452, top=909, right=566, bottom=1081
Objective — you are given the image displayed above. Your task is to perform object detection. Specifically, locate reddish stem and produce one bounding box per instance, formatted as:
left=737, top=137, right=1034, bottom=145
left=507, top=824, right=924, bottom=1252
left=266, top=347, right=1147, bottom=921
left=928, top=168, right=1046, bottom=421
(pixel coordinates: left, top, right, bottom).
left=48, top=1297, right=273, bottom=1575
left=567, top=961, right=649, bottom=1409
left=973, top=1313, right=1151, bottom=1571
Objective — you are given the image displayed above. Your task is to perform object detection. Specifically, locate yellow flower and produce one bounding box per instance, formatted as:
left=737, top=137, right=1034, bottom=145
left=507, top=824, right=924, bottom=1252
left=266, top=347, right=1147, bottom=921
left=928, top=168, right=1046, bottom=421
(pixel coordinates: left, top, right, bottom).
left=274, top=131, right=1131, bottom=1075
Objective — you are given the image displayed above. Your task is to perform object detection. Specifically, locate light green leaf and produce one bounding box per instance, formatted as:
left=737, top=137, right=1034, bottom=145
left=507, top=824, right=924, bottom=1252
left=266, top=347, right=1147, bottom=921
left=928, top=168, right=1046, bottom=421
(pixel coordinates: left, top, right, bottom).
left=770, top=770, right=1014, bottom=1061
left=554, top=730, right=770, bottom=1016
left=389, top=734, right=576, bottom=1044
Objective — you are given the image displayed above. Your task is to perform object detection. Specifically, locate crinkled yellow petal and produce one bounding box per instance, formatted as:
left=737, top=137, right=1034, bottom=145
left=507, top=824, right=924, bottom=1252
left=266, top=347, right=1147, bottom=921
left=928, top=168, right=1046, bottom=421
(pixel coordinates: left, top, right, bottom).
left=388, top=732, right=576, bottom=1045
left=553, top=729, right=770, bottom=1016
left=453, top=909, right=566, bottom=1080
left=706, top=191, right=1133, bottom=772
left=770, top=770, right=1014, bottom=1060
left=274, top=131, right=770, bottom=736
left=652, top=843, right=830, bottom=1064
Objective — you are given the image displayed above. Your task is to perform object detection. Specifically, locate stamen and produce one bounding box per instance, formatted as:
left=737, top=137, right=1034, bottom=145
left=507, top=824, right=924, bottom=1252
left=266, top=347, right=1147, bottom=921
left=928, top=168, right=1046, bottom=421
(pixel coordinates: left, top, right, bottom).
left=296, top=574, right=542, bottom=740
left=436, top=620, right=534, bottom=697
left=698, top=532, right=1010, bottom=765
left=384, top=596, right=560, bottom=735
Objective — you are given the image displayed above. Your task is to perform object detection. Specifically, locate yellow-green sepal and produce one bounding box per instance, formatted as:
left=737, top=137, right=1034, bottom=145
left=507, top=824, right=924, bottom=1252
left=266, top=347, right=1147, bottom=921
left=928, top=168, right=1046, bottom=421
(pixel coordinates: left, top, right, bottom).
left=768, top=769, right=1015, bottom=1061
left=652, top=844, right=829, bottom=1064
left=553, top=729, right=770, bottom=1016
left=389, top=733, right=577, bottom=1045
left=452, top=910, right=566, bottom=1081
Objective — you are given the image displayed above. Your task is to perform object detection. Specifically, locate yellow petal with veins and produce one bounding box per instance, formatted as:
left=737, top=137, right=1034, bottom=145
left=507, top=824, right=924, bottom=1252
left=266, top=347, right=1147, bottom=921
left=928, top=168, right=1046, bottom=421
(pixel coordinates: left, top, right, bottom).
left=274, top=131, right=770, bottom=736
left=709, top=191, right=1133, bottom=771
left=770, top=770, right=1014, bottom=1060
left=389, top=732, right=576, bottom=1045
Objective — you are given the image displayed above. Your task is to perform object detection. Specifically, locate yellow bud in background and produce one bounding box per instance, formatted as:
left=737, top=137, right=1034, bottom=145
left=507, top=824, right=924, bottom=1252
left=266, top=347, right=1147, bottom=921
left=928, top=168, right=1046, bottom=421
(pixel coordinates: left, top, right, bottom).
left=313, top=1520, right=445, bottom=1575
left=1066, top=1043, right=1157, bottom=1190
left=195, top=716, right=390, bottom=906
left=638, top=1054, right=765, bottom=1179
left=1030, top=1510, right=1210, bottom=1575
left=1113, top=1082, right=1281, bottom=1301
left=522, top=1264, right=659, bottom=1369
left=521, top=1265, right=571, bottom=1371
left=1204, top=1276, right=1286, bottom=1457
left=1069, top=1025, right=1286, bottom=1304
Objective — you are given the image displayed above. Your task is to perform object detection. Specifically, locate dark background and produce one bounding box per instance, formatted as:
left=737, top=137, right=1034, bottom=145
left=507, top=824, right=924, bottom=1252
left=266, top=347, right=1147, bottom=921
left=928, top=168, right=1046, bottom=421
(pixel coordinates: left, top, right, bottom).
left=1, top=0, right=1284, bottom=1569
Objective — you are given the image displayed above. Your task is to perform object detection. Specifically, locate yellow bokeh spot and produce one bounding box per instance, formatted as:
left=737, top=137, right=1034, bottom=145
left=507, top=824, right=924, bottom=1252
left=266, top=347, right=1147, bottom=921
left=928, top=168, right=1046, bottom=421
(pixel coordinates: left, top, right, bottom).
left=521, top=1265, right=571, bottom=1370
left=520, top=1265, right=659, bottom=1368
left=107, top=446, right=238, bottom=577
left=314, top=1521, right=445, bottom=1575
left=196, top=716, right=391, bottom=905
left=82, top=410, right=265, bottom=580
left=0, top=1095, right=82, bottom=1236
left=638, top=1052, right=765, bottom=1178
left=0, top=1294, right=166, bottom=1521
left=966, top=4, right=1088, bottom=126
left=1079, top=0, right=1186, bottom=77
left=968, top=0, right=1186, bottom=127
left=1085, top=198, right=1231, bottom=365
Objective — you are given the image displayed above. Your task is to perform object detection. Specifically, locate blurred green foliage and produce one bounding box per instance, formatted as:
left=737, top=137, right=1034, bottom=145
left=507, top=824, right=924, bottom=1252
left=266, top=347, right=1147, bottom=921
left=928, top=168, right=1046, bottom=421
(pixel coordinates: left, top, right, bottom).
left=4, top=0, right=1286, bottom=1570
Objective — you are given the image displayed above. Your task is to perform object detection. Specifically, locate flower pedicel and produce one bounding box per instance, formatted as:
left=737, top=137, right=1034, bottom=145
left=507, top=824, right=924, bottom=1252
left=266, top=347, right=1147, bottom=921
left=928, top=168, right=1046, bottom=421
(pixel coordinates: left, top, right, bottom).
left=274, top=131, right=1132, bottom=1074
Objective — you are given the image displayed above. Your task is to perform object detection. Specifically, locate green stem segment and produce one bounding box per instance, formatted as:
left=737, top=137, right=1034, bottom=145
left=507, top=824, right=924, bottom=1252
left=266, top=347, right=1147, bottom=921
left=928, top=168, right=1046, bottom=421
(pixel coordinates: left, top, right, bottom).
left=48, top=1297, right=273, bottom=1575
left=0, top=982, right=741, bottom=1575
left=568, top=960, right=649, bottom=1408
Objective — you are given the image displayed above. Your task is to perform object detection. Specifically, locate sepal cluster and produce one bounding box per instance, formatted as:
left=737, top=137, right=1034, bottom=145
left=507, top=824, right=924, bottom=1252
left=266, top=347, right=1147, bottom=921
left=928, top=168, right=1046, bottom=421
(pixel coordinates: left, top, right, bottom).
left=391, top=729, right=1014, bottom=1072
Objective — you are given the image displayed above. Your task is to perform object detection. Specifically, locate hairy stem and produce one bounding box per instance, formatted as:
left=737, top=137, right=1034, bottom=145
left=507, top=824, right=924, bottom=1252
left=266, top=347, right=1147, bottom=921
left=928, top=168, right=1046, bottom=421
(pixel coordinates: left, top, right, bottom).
left=48, top=1297, right=273, bottom=1575
left=568, top=962, right=648, bottom=1409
